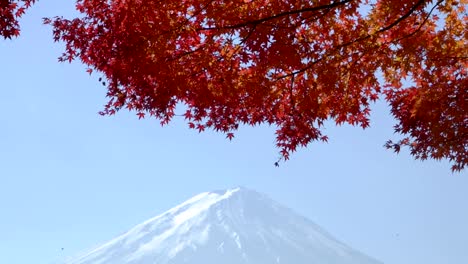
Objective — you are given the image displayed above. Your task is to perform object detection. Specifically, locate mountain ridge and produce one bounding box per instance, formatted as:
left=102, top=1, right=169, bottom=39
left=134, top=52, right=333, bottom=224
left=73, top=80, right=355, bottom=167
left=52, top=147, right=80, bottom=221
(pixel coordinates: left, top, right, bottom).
left=66, top=187, right=382, bottom=264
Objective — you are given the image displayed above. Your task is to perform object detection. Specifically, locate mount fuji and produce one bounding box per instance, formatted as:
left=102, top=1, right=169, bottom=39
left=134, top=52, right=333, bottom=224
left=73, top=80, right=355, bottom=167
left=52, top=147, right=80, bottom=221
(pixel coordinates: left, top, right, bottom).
left=66, top=187, right=382, bottom=264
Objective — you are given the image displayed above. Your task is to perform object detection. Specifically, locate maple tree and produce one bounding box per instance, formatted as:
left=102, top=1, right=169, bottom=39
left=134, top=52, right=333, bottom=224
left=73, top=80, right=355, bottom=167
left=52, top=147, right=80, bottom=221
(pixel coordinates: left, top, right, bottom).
left=0, top=0, right=35, bottom=39
left=6, top=0, right=465, bottom=171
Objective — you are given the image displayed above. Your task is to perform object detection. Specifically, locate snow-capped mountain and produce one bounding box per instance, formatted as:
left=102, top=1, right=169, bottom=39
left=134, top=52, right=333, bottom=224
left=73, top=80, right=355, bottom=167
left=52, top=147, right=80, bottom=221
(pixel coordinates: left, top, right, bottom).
left=67, top=187, right=382, bottom=264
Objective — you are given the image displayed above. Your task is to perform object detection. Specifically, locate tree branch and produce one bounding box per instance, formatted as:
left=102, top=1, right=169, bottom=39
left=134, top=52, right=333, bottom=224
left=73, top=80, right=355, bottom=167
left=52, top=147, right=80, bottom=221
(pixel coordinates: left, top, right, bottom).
left=198, top=0, right=354, bottom=31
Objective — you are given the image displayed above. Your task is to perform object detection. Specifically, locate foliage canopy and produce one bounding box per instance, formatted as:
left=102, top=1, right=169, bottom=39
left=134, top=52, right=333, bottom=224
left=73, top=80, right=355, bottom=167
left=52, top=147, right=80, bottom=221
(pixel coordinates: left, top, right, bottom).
left=0, top=0, right=35, bottom=38
left=2, top=0, right=467, bottom=171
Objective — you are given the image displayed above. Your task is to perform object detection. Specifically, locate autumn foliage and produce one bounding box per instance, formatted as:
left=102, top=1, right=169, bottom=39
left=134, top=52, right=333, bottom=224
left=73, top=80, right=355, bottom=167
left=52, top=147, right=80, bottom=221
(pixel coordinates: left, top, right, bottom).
left=0, top=0, right=35, bottom=39
left=5, top=0, right=468, bottom=170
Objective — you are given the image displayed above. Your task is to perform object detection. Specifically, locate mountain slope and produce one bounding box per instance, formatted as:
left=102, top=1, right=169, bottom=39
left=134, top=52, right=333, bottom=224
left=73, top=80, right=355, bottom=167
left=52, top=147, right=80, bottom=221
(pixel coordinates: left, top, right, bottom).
left=67, top=187, right=382, bottom=264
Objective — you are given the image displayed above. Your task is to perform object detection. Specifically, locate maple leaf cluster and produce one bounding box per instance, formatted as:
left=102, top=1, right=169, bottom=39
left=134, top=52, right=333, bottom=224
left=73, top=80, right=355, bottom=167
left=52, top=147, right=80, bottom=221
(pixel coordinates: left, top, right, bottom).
left=0, top=0, right=35, bottom=39
left=38, top=0, right=467, bottom=171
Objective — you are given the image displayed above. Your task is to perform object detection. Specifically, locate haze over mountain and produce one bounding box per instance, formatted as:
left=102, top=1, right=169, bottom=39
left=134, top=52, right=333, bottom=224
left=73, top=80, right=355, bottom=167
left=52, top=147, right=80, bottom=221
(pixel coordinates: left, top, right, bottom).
left=66, top=187, right=382, bottom=264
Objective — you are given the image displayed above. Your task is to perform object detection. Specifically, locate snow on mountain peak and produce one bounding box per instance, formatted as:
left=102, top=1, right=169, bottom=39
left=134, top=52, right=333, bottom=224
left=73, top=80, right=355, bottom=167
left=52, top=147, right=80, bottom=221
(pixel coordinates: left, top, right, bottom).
left=67, top=187, right=382, bottom=264
left=171, top=188, right=239, bottom=225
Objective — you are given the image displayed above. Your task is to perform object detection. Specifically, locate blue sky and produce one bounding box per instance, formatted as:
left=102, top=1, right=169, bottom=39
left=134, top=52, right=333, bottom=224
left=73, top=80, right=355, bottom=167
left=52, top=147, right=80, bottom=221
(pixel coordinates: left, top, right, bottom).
left=0, top=1, right=467, bottom=264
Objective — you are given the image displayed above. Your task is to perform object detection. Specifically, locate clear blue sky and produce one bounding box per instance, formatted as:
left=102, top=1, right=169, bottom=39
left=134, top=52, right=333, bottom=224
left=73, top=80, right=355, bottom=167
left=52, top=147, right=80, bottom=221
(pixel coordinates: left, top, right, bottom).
left=1, top=1, right=467, bottom=264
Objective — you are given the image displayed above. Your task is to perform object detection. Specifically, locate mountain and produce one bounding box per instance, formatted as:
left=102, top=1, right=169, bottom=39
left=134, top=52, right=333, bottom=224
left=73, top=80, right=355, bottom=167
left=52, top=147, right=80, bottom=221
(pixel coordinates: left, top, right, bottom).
left=66, top=187, right=382, bottom=264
